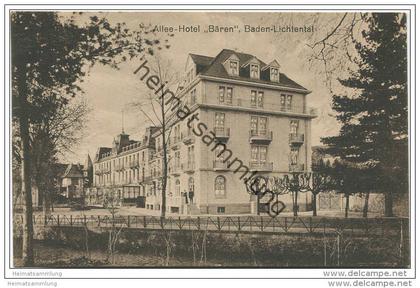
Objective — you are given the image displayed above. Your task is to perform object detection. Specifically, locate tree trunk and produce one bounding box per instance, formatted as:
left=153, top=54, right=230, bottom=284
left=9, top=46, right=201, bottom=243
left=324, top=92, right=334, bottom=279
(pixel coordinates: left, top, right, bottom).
left=17, top=62, right=34, bottom=266
left=385, top=192, right=394, bottom=217
left=19, top=106, right=34, bottom=266
left=160, top=97, right=167, bottom=218
left=344, top=194, right=350, bottom=218
left=293, top=191, right=298, bottom=217
left=312, top=193, right=317, bottom=216
left=362, top=192, right=370, bottom=218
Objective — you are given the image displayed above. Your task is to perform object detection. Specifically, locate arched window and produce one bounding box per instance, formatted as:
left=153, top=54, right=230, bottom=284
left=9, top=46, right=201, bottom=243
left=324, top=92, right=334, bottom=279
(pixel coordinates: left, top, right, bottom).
left=215, top=176, right=226, bottom=197
left=188, top=177, right=194, bottom=192
left=175, top=179, right=180, bottom=197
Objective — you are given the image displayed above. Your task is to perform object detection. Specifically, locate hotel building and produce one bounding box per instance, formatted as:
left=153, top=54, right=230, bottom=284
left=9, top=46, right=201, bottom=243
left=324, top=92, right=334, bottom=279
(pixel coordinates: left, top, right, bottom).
left=91, top=49, right=317, bottom=215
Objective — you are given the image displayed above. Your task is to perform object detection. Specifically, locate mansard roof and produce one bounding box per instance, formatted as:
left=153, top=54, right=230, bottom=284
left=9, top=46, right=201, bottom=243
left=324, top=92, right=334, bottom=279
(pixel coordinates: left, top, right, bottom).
left=189, top=49, right=309, bottom=92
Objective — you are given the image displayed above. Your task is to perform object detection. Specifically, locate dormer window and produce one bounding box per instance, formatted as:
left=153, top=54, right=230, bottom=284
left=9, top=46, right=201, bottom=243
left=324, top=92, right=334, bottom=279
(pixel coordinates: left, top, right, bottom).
left=270, top=68, right=279, bottom=82
left=229, top=60, right=239, bottom=75
left=250, top=64, right=260, bottom=79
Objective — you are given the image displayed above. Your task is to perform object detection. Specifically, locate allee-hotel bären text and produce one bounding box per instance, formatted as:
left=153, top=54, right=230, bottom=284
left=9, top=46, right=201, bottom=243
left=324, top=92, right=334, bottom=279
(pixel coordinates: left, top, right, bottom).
left=153, top=24, right=315, bottom=33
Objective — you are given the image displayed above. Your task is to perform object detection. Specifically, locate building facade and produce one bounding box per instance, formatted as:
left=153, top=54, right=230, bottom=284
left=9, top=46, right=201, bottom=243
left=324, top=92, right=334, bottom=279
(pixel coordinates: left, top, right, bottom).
left=92, top=49, right=317, bottom=215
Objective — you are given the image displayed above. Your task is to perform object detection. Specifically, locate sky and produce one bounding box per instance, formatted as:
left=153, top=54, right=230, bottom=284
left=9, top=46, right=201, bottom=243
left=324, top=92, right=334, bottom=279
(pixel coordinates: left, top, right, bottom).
left=60, top=12, right=348, bottom=164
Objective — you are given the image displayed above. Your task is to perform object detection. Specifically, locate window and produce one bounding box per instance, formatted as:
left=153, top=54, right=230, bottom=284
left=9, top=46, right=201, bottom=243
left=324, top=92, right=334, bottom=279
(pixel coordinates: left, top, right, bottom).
left=251, top=145, right=268, bottom=163
left=188, top=145, right=195, bottom=166
left=290, top=120, right=299, bottom=135
left=280, top=94, right=286, bottom=111
left=175, top=179, right=180, bottom=197
left=250, top=116, right=258, bottom=134
left=188, top=177, right=194, bottom=192
left=215, top=176, right=226, bottom=197
left=286, top=95, right=293, bottom=110
left=219, top=86, right=233, bottom=104
left=290, top=148, right=299, bottom=165
left=251, top=116, right=268, bottom=136
left=217, top=207, right=226, bottom=213
left=215, top=112, right=225, bottom=128
left=259, top=117, right=267, bottom=135
left=230, top=60, right=238, bottom=75
left=219, top=87, right=225, bottom=103
left=250, top=64, right=259, bottom=79
left=175, top=151, right=180, bottom=168
left=226, top=87, right=233, bottom=104
left=257, top=91, right=264, bottom=108
left=251, top=90, right=257, bottom=107
left=190, top=89, right=196, bottom=105
left=270, top=68, right=279, bottom=82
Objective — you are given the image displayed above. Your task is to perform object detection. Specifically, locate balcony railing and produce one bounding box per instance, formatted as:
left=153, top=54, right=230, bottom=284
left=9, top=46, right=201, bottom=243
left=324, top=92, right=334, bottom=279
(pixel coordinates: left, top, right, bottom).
left=214, top=127, right=230, bottom=141
left=236, top=99, right=317, bottom=116
left=249, top=130, right=273, bottom=143
left=289, top=133, right=304, bottom=145
left=249, top=161, right=273, bottom=172
left=289, top=163, right=305, bottom=172
left=213, top=160, right=230, bottom=171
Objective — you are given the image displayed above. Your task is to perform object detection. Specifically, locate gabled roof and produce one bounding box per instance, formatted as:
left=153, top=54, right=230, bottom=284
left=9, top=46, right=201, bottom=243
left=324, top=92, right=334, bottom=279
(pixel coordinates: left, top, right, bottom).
left=62, top=164, right=84, bottom=179
left=262, top=60, right=280, bottom=71
left=241, top=56, right=262, bottom=68
left=190, top=49, right=309, bottom=92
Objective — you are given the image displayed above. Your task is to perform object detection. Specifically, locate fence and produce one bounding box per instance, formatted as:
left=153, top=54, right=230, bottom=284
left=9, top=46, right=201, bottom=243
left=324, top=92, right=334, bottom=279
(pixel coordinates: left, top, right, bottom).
left=13, top=214, right=408, bottom=237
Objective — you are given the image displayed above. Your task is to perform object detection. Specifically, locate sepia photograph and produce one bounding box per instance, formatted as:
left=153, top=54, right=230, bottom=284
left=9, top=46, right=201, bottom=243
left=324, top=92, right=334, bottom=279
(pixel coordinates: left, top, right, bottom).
left=2, top=3, right=416, bottom=286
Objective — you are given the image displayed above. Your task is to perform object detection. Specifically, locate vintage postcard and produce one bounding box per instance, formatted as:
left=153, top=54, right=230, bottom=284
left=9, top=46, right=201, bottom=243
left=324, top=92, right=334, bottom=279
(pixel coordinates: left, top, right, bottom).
left=1, top=2, right=416, bottom=287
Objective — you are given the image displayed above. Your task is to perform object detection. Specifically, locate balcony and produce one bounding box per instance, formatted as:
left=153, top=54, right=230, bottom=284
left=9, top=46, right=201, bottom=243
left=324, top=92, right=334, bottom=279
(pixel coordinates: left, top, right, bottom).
left=183, top=162, right=195, bottom=173
left=289, top=163, right=305, bottom=172
left=182, top=131, right=195, bottom=145
left=249, top=130, right=272, bottom=144
left=214, top=127, right=230, bottom=142
left=235, top=99, right=317, bottom=117
left=289, top=133, right=304, bottom=145
left=249, top=161, right=273, bottom=172
left=213, top=160, right=230, bottom=171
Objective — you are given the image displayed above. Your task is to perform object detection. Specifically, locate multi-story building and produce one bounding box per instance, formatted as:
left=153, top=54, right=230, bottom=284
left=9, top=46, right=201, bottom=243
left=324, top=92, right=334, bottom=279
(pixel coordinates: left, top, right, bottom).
left=92, top=49, right=316, bottom=215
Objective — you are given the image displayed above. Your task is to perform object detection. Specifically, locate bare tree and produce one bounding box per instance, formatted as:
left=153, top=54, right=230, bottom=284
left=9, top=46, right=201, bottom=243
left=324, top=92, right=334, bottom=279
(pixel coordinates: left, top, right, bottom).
left=131, top=55, right=181, bottom=217
left=13, top=97, right=90, bottom=217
